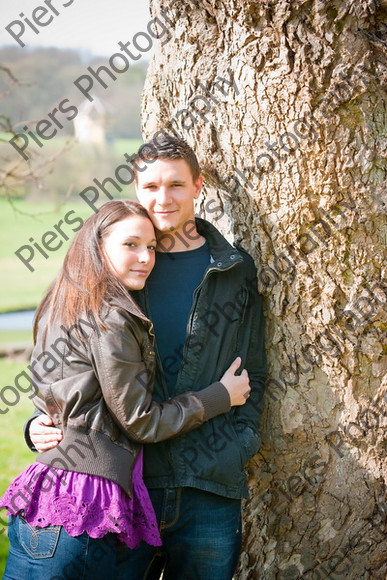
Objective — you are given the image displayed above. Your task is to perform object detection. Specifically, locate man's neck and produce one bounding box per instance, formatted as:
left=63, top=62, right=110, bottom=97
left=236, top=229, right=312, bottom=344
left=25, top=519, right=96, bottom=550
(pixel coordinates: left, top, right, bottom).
left=156, top=224, right=206, bottom=253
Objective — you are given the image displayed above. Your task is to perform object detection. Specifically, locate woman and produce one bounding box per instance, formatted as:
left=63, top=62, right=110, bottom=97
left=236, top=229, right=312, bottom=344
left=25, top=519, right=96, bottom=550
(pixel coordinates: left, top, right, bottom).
left=0, top=200, right=250, bottom=579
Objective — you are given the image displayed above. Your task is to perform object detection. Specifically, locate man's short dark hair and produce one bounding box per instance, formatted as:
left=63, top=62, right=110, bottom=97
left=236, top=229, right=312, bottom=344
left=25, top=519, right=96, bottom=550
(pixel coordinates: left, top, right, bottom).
left=133, top=133, right=201, bottom=182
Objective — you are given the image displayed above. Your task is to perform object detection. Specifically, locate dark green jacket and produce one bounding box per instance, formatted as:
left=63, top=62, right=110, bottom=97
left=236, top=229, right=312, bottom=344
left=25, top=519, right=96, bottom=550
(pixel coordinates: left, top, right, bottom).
left=139, top=218, right=266, bottom=499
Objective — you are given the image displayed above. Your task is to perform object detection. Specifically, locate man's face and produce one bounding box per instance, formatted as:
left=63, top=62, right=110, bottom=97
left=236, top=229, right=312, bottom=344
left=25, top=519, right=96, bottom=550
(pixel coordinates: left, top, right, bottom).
left=135, top=158, right=203, bottom=234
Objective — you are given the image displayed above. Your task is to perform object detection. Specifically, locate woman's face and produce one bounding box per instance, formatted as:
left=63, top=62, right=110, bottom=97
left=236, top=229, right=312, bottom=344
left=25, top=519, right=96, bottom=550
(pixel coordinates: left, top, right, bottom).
left=102, top=214, right=156, bottom=290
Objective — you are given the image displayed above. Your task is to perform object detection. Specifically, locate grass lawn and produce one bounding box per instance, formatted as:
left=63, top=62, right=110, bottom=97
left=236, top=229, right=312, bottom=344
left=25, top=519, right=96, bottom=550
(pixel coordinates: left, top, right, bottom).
left=0, top=330, right=32, bottom=347
left=0, top=198, right=94, bottom=312
left=0, top=136, right=143, bottom=313
left=113, top=138, right=143, bottom=157
left=0, top=145, right=140, bottom=314
left=0, top=358, right=37, bottom=576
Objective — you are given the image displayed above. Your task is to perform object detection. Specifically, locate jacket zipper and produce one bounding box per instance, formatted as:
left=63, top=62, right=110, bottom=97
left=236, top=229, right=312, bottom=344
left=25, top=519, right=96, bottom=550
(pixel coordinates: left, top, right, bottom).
left=177, top=260, right=242, bottom=388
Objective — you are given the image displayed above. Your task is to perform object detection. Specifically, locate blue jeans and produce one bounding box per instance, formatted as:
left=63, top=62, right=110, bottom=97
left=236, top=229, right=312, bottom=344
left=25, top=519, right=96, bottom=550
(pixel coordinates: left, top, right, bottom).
left=3, top=515, right=120, bottom=580
left=115, top=487, right=242, bottom=580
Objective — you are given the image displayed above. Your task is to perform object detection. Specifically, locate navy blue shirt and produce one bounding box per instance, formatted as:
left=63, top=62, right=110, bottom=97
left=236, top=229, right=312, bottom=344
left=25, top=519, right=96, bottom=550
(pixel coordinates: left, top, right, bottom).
left=147, top=243, right=210, bottom=395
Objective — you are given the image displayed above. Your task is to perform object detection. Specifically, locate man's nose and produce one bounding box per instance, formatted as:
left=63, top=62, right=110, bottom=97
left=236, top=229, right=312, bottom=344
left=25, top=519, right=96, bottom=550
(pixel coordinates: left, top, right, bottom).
left=156, top=187, right=172, bottom=205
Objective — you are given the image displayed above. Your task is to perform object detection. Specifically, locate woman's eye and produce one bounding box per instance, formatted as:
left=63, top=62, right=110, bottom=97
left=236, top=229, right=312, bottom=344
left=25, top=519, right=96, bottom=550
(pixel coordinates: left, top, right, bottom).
left=125, top=242, right=136, bottom=247
left=148, top=245, right=157, bottom=251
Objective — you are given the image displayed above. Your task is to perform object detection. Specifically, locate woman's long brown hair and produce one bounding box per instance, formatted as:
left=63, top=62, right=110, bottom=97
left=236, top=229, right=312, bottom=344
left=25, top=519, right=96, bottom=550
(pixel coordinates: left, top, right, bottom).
left=33, top=200, right=153, bottom=343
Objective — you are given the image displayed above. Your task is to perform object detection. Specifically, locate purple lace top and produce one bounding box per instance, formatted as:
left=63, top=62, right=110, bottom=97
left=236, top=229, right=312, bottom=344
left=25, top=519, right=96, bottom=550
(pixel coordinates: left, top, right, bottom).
left=0, top=449, right=162, bottom=548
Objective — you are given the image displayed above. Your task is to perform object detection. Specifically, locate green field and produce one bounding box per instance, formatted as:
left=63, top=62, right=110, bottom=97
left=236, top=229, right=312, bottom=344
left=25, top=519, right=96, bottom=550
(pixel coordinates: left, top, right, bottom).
left=0, top=198, right=93, bottom=312
left=0, top=330, right=32, bottom=347
left=0, top=136, right=142, bottom=313
left=0, top=358, right=36, bottom=576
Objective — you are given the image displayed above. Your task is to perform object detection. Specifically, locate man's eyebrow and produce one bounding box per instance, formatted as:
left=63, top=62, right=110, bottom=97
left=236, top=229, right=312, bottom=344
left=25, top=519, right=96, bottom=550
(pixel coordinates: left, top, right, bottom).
left=141, top=179, right=187, bottom=187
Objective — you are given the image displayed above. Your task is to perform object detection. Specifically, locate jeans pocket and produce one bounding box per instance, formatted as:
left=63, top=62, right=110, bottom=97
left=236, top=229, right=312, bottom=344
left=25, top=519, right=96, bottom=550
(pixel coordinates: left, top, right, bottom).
left=18, top=515, right=61, bottom=559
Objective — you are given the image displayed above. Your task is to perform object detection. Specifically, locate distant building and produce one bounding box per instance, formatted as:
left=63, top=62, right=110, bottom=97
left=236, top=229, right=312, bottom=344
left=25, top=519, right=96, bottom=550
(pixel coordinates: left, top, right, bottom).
left=73, top=96, right=113, bottom=150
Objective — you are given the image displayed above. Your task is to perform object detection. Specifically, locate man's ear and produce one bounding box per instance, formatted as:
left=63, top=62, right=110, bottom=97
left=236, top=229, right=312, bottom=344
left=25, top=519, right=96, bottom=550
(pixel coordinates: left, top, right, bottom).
left=193, top=175, right=204, bottom=198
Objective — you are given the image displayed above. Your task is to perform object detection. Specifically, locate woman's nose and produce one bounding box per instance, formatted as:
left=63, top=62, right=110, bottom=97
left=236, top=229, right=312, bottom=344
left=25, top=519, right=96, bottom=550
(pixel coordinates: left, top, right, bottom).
left=138, top=249, right=151, bottom=263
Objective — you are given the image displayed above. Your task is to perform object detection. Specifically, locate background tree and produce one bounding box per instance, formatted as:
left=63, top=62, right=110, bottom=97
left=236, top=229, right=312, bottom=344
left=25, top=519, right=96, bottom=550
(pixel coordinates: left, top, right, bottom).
left=0, top=48, right=146, bottom=139
left=0, top=48, right=147, bottom=203
left=142, top=1, right=386, bottom=578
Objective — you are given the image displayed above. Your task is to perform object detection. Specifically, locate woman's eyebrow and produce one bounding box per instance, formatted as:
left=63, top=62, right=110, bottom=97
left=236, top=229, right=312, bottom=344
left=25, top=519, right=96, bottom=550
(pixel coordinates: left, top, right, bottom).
left=122, top=236, right=157, bottom=242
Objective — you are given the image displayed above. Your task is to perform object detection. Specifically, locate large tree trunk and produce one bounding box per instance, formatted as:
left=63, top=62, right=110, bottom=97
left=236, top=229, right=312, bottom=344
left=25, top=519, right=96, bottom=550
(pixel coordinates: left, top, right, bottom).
left=142, top=1, right=386, bottom=578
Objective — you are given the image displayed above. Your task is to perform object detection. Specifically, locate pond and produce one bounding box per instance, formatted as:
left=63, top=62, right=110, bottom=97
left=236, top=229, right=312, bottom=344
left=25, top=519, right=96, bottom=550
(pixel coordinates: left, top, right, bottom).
left=0, top=310, right=36, bottom=331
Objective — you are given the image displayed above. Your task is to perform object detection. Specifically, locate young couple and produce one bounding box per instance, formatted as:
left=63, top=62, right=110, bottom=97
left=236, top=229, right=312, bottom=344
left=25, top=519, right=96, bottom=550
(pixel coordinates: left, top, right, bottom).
left=1, top=135, right=266, bottom=579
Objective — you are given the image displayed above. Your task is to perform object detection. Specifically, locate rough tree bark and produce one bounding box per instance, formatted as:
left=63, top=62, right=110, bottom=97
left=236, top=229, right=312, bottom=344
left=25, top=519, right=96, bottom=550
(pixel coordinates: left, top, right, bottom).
left=142, top=1, right=386, bottom=578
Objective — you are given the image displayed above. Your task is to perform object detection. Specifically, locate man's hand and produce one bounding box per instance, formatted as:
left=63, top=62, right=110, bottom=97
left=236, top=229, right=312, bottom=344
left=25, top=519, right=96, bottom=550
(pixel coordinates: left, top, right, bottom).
left=30, top=414, right=63, bottom=452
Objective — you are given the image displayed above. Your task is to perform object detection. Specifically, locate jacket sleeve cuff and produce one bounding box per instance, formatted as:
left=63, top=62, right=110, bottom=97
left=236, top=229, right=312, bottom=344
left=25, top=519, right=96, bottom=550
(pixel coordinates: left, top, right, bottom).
left=195, top=381, right=231, bottom=421
left=24, top=416, right=38, bottom=452
left=23, top=407, right=43, bottom=453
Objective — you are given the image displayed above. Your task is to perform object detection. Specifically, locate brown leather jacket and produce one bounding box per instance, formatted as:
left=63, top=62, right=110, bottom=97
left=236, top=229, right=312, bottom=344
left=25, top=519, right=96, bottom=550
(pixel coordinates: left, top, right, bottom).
left=31, top=301, right=230, bottom=494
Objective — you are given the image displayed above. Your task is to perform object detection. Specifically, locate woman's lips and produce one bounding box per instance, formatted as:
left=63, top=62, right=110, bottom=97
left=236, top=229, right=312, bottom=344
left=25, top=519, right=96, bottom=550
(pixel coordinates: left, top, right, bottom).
left=130, top=270, right=149, bottom=276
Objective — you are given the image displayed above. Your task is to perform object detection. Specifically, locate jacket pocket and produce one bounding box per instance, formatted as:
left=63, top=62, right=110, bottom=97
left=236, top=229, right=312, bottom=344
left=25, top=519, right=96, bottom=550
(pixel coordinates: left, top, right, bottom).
left=234, top=288, right=249, bottom=352
left=233, top=423, right=261, bottom=466
left=18, top=515, right=61, bottom=559
left=179, top=419, right=247, bottom=487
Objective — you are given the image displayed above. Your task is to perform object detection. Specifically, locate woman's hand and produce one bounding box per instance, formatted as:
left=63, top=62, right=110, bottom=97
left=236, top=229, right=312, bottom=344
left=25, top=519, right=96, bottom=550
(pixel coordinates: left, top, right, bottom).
left=30, top=414, right=63, bottom=452
left=220, top=357, right=251, bottom=406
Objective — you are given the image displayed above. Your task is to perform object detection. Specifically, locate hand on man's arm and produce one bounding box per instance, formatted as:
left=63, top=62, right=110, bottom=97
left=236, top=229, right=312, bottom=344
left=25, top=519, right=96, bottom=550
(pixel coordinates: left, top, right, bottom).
left=24, top=410, right=63, bottom=453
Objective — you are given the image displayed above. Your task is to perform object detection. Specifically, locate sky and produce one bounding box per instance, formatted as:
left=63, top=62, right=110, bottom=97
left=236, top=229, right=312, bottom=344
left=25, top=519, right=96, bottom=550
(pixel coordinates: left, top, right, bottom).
left=0, top=0, right=151, bottom=56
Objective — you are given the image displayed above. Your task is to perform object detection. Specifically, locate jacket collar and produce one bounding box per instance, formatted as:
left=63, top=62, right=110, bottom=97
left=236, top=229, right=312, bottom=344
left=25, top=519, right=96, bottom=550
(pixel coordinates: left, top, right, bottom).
left=195, top=218, right=243, bottom=270
left=104, top=295, right=152, bottom=329
left=134, top=219, right=244, bottom=313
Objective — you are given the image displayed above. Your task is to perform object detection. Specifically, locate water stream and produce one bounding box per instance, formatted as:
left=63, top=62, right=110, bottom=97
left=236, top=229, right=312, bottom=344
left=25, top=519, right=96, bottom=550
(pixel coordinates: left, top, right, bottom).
left=0, top=310, right=35, bottom=331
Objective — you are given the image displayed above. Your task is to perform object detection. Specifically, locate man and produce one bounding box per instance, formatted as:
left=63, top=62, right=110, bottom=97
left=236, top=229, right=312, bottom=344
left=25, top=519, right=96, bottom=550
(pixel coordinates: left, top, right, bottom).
left=26, top=135, right=266, bottom=579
